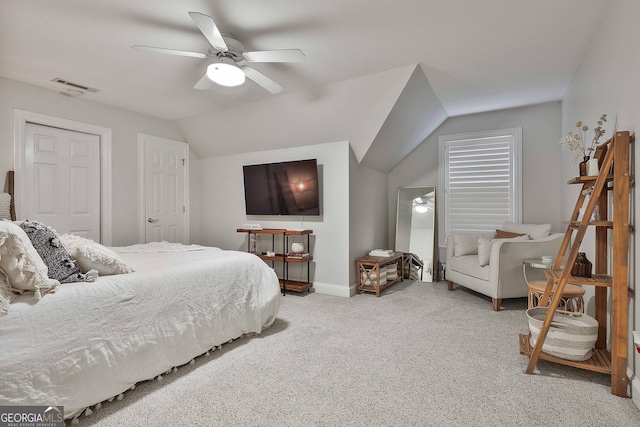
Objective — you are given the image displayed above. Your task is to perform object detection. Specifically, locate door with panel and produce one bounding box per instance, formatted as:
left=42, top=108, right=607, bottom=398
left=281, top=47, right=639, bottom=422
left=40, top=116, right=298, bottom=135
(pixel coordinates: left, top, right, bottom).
left=141, top=134, right=188, bottom=243
left=23, top=123, right=101, bottom=240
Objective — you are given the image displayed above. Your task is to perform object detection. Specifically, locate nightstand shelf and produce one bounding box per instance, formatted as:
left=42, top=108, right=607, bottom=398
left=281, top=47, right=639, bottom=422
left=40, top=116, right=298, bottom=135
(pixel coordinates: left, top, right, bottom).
left=237, top=228, right=313, bottom=294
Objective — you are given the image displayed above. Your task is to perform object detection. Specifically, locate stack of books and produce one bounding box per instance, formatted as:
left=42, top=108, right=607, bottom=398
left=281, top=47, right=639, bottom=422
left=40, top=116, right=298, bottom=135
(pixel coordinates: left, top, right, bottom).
left=369, top=249, right=394, bottom=257
left=287, top=252, right=310, bottom=259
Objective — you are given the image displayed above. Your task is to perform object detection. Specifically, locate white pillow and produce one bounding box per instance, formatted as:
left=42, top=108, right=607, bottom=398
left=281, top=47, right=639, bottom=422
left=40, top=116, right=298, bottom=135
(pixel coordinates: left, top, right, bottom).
left=59, top=233, right=133, bottom=276
left=452, top=232, right=495, bottom=256
left=501, top=221, right=551, bottom=240
left=0, top=230, right=59, bottom=297
left=0, top=220, right=49, bottom=275
left=0, top=270, right=15, bottom=315
left=74, top=244, right=133, bottom=276
left=477, top=237, right=493, bottom=266
left=58, top=233, right=93, bottom=254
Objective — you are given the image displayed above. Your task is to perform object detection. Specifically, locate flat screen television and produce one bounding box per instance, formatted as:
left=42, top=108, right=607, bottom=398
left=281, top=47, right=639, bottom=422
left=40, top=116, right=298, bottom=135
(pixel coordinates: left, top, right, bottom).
left=243, top=159, right=320, bottom=216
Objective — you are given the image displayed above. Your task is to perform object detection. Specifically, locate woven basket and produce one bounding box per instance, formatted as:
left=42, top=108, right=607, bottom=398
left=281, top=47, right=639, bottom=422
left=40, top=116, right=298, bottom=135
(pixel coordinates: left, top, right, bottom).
left=526, top=307, right=598, bottom=361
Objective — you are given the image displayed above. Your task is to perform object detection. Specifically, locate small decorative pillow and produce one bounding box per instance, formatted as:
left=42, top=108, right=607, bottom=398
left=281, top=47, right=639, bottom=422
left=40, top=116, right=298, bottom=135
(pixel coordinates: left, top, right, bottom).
left=19, top=220, right=88, bottom=284
left=0, top=220, right=49, bottom=275
left=495, top=229, right=527, bottom=239
left=452, top=232, right=495, bottom=256
left=57, top=233, right=93, bottom=255
left=477, top=237, right=493, bottom=266
left=501, top=221, right=551, bottom=240
left=0, top=231, right=59, bottom=296
left=75, top=244, right=133, bottom=276
left=58, top=234, right=134, bottom=276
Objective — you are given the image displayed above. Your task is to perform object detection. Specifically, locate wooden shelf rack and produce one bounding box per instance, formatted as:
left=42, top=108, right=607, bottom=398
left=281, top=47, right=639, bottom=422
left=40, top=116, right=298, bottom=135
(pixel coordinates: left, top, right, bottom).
left=520, top=131, right=633, bottom=397
left=237, top=228, right=313, bottom=294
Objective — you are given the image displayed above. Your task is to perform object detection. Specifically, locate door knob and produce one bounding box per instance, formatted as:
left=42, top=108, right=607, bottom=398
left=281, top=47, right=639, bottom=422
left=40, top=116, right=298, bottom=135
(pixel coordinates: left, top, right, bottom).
left=147, top=217, right=159, bottom=223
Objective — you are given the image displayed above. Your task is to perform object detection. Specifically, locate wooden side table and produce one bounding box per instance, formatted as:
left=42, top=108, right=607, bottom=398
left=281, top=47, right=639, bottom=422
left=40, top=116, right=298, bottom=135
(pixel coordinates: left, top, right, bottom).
left=523, top=258, right=585, bottom=313
left=527, top=280, right=585, bottom=313
left=357, top=252, right=404, bottom=297
left=522, top=258, right=554, bottom=284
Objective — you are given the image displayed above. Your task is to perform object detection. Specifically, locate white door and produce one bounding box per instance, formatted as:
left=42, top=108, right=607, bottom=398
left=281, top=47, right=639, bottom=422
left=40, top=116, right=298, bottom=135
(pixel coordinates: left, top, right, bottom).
left=23, top=123, right=101, bottom=240
left=141, top=134, right=188, bottom=243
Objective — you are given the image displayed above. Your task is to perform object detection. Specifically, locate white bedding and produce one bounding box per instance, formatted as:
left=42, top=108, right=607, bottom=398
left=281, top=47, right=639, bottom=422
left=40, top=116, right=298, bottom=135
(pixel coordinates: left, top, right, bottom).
left=0, top=246, right=280, bottom=419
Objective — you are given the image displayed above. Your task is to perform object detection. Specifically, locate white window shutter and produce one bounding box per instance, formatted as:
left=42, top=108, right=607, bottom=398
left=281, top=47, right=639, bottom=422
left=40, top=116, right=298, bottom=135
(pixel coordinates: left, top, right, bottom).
left=440, top=129, right=522, bottom=238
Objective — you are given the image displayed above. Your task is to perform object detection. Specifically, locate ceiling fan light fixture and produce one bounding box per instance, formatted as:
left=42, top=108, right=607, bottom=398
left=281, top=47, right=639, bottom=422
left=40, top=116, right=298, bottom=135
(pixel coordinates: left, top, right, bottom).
left=207, top=58, right=245, bottom=87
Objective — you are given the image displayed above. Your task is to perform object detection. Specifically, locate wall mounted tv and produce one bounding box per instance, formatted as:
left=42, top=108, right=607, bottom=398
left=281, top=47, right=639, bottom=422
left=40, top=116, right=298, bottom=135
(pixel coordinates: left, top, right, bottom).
left=243, top=159, right=320, bottom=216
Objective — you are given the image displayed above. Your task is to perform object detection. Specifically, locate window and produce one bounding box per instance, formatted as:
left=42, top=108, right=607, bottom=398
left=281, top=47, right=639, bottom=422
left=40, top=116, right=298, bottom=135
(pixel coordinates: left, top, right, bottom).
left=438, top=128, right=522, bottom=242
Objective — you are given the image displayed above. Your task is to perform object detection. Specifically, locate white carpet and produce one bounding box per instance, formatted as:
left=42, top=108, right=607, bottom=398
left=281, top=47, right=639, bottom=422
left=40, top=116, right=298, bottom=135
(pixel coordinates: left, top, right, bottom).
left=72, top=280, right=640, bottom=426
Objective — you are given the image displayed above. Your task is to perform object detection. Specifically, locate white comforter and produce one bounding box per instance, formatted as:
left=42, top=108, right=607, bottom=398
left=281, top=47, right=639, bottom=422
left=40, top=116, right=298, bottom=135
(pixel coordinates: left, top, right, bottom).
left=0, top=247, right=280, bottom=419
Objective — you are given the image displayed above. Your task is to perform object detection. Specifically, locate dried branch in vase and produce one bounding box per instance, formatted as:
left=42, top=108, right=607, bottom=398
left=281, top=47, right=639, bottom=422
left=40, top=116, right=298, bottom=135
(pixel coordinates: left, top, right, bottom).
left=559, top=114, right=608, bottom=165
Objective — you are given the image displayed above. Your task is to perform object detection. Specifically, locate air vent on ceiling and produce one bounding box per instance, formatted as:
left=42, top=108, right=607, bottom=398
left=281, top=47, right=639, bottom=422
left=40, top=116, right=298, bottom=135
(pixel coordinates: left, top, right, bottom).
left=52, top=78, right=100, bottom=93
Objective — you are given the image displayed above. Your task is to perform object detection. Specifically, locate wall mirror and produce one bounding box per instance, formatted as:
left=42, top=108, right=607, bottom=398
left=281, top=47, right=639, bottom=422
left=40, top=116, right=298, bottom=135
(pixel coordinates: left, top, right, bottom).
left=395, top=186, right=436, bottom=282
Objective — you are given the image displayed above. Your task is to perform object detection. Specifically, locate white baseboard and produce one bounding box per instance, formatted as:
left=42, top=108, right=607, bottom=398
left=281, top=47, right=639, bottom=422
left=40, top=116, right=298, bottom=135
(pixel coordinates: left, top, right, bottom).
left=312, top=282, right=351, bottom=298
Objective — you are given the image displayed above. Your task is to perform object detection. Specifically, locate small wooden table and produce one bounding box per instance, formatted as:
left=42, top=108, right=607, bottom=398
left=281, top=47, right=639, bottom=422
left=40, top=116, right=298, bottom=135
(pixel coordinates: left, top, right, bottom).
left=523, top=259, right=584, bottom=313
left=527, top=280, right=585, bottom=313
left=522, top=258, right=554, bottom=284
left=356, top=252, right=404, bottom=297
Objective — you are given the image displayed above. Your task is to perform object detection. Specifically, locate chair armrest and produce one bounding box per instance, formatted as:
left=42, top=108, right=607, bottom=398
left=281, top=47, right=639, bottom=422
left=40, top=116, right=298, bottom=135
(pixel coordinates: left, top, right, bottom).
left=488, top=233, right=564, bottom=296
left=445, top=235, right=455, bottom=266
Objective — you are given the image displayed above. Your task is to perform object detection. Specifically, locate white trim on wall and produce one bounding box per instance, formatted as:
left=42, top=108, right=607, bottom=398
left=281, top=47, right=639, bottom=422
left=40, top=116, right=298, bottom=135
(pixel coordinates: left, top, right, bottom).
left=13, top=109, right=113, bottom=245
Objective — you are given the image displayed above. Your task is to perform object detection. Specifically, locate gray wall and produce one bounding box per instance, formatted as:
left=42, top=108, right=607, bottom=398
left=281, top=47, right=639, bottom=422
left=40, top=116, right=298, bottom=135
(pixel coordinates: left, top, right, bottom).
left=560, top=0, right=639, bottom=407
left=388, top=101, right=563, bottom=259
left=197, top=140, right=354, bottom=297
left=348, top=149, right=388, bottom=290
left=0, top=77, right=199, bottom=245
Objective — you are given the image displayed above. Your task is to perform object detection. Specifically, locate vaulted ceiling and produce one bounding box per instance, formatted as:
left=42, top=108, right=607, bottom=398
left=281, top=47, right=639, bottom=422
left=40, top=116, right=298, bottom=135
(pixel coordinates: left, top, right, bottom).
left=0, top=1, right=610, bottom=167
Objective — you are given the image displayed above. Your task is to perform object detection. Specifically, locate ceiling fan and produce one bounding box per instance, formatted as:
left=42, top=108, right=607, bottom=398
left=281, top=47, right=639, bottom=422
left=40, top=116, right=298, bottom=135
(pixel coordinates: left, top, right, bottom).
left=133, top=12, right=305, bottom=94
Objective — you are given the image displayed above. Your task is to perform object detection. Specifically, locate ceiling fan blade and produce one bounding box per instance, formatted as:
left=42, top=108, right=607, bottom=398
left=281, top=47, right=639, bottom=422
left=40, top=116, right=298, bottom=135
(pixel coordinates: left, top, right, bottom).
left=188, top=12, right=228, bottom=52
left=194, top=72, right=214, bottom=90
left=133, top=45, right=207, bottom=59
left=242, top=49, right=305, bottom=63
left=241, top=66, right=283, bottom=94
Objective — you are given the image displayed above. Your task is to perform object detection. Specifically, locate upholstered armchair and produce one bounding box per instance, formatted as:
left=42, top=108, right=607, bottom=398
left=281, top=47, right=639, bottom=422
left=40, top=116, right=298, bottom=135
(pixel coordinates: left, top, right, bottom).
left=445, top=222, right=564, bottom=311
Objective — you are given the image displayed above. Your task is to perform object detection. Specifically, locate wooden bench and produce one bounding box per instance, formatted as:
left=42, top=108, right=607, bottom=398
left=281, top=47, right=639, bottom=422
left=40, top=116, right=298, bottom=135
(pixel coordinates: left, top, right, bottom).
left=356, top=252, right=404, bottom=297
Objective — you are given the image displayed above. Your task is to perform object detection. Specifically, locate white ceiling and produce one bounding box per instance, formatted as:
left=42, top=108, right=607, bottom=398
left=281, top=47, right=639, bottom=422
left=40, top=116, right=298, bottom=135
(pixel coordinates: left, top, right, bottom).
left=0, top=0, right=610, bottom=122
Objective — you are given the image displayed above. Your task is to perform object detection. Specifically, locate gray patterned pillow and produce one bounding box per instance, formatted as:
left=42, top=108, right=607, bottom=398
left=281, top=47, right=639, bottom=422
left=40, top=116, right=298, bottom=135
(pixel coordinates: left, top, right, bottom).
left=19, top=220, right=87, bottom=284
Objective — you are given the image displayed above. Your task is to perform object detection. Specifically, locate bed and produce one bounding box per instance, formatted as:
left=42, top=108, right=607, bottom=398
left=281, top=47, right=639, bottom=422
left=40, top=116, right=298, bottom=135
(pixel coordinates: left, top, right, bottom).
left=0, top=172, right=281, bottom=421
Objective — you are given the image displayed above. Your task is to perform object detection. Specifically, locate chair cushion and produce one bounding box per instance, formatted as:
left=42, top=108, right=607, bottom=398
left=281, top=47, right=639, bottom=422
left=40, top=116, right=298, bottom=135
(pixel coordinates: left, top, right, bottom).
left=449, top=254, right=489, bottom=281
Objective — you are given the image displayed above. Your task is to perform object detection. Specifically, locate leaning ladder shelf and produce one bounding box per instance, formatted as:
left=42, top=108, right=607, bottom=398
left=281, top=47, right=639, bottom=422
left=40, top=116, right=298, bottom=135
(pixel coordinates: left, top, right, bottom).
left=519, top=131, right=633, bottom=397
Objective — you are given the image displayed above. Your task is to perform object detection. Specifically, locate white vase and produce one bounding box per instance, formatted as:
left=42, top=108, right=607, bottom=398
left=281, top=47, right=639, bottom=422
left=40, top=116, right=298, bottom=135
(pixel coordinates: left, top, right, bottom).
left=291, top=242, right=304, bottom=253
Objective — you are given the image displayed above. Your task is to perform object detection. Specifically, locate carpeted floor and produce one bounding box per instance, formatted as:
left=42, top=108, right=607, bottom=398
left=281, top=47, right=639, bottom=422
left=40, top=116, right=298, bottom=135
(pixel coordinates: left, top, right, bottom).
left=73, top=280, right=640, bottom=426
